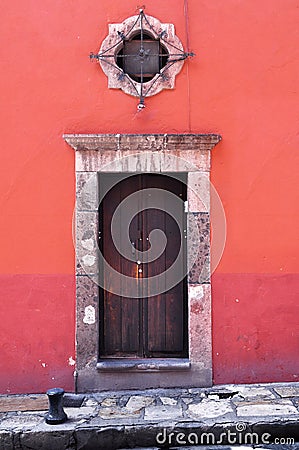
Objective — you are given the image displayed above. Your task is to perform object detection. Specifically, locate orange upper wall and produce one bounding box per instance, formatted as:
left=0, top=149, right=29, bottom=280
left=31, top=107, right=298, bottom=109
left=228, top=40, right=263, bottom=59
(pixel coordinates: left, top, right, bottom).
left=0, top=0, right=298, bottom=275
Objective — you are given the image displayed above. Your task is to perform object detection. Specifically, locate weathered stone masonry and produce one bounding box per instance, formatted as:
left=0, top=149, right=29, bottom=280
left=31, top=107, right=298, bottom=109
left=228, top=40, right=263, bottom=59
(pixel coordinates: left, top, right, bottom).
left=64, top=133, right=221, bottom=392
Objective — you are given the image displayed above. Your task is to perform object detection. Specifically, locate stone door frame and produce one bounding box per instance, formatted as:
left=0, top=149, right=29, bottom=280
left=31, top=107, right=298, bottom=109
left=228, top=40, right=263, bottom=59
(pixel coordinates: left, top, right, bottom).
left=64, top=133, right=221, bottom=392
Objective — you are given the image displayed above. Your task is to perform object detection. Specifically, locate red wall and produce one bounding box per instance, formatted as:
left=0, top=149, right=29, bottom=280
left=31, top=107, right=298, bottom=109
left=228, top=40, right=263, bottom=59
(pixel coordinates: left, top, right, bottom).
left=0, top=0, right=298, bottom=393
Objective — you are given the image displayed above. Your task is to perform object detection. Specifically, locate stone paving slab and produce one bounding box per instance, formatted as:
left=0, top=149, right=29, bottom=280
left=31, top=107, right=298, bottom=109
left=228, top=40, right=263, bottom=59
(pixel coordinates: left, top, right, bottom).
left=0, top=382, right=298, bottom=449
left=0, top=395, right=48, bottom=412
left=274, top=386, right=299, bottom=398
left=235, top=399, right=299, bottom=417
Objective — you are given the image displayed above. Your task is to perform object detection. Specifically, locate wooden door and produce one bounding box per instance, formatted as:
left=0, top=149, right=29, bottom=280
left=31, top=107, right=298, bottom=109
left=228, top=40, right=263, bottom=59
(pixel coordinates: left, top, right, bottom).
left=99, top=173, right=187, bottom=358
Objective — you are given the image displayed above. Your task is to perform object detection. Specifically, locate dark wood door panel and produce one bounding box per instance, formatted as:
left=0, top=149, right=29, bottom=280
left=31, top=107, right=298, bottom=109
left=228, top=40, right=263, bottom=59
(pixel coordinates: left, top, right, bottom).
left=99, top=173, right=187, bottom=358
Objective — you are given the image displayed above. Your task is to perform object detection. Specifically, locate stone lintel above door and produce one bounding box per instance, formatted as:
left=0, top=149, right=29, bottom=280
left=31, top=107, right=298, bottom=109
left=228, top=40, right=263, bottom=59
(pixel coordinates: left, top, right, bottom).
left=64, top=133, right=221, bottom=173
left=64, top=133, right=221, bottom=152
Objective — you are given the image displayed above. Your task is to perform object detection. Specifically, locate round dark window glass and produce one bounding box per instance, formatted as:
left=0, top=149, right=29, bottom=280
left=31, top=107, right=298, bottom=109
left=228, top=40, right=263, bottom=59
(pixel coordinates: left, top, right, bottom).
left=116, top=32, right=169, bottom=83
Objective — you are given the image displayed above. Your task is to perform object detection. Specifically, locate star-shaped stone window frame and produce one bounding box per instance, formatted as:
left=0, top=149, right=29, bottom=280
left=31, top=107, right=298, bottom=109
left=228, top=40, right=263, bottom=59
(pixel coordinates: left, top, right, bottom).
left=90, top=9, right=194, bottom=109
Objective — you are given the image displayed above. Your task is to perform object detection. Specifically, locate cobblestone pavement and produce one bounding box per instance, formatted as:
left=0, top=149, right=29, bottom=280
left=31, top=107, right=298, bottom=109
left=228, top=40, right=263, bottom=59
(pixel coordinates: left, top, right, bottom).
left=0, top=382, right=298, bottom=449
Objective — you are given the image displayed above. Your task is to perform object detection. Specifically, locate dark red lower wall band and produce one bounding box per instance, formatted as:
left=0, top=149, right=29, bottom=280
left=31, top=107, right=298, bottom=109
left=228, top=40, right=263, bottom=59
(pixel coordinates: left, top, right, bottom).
left=212, top=273, right=299, bottom=384
left=0, top=274, right=75, bottom=394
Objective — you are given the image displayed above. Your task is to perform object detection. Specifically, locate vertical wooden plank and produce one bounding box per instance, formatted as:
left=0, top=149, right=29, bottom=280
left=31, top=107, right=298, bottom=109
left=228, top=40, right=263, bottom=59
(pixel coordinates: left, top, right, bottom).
left=165, top=174, right=187, bottom=354
left=165, top=175, right=184, bottom=352
left=146, top=174, right=167, bottom=354
left=164, top=174, right=184, bottom=353
left=120, top=174, right=140, bottom=354
left=100, top=174, right=122, bottom=355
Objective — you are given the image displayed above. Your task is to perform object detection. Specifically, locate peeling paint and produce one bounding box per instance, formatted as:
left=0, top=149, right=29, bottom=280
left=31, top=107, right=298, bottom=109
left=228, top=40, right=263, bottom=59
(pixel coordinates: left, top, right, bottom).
left=68, top=356, right=76, bottom=366
left=83, top=305, right=96, bottom=324
left=81, top=238, right=94, bottom=251
left=38, top=360, right=47, bottom=368
left=190, top=285, right=204, bottom=300
left=82, top=255, right=96, bottom=267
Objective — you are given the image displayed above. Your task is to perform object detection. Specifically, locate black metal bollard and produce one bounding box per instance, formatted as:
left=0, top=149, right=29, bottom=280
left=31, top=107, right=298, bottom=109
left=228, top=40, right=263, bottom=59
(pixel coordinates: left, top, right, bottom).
left=45, top=387, right=68, bottom=424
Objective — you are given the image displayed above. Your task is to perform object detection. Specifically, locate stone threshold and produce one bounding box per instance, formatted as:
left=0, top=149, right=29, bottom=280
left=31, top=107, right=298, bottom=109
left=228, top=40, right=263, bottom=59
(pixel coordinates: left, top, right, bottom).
left=96, top=358, right=191, bottom=372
